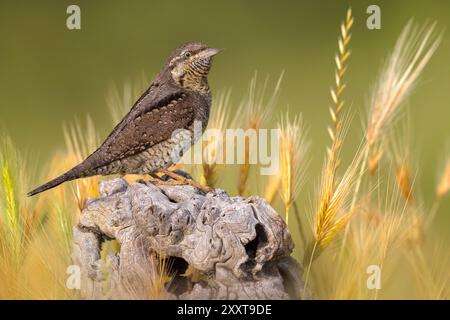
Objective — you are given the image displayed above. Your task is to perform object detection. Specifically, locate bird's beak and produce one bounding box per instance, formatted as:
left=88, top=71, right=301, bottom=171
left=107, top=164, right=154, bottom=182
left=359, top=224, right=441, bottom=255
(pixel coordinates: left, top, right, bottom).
left=201, top=47, right=223, bottom=58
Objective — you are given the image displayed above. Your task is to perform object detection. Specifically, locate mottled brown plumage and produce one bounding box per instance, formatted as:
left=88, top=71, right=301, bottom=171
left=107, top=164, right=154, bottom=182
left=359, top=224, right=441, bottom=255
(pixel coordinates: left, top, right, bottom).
left=28, top=42, right=221, bottom=196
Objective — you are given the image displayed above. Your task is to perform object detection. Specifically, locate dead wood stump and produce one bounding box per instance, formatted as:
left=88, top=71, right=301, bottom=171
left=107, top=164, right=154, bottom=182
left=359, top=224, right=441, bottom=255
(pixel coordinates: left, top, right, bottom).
left=72, top=178, right=309, bottom=299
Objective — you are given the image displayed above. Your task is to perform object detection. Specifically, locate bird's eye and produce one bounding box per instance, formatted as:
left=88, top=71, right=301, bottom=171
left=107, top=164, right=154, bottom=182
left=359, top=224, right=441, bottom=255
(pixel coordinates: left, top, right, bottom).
left=184, top=52, right=192, bottom=58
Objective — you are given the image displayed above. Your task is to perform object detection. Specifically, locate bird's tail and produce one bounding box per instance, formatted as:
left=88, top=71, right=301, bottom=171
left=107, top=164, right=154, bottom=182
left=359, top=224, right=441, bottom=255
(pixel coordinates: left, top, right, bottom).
left=27, top=170, right=77, bottom=197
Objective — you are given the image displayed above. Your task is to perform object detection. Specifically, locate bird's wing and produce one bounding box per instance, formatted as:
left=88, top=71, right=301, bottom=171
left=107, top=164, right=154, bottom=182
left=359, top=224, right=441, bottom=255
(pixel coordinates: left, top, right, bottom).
left=81, top=83, right=196, bottom=171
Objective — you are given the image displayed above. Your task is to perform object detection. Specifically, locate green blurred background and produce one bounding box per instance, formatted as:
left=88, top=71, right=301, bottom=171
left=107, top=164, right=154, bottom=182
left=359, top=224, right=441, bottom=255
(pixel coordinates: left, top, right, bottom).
left=0, top=0, right=449, bottom=234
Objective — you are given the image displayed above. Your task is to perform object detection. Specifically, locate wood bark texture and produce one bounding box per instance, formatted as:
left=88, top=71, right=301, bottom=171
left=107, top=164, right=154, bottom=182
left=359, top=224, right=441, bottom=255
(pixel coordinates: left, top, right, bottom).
left=72, top=178, right=310, bottom=299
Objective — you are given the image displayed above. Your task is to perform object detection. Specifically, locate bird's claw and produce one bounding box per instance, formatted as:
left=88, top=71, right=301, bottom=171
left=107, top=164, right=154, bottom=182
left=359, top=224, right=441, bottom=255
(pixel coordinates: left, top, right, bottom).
left=152, top=170, right=212, bottom=193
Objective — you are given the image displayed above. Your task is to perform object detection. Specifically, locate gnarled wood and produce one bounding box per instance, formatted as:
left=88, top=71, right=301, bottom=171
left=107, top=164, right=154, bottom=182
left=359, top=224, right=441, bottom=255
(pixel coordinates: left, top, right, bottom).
left=72, top=178, right=310, bottom=299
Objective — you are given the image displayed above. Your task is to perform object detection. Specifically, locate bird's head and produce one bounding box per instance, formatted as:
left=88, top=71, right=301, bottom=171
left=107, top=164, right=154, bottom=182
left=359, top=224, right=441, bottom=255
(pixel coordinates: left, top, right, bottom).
left=166, top=42, right=221, bottom=94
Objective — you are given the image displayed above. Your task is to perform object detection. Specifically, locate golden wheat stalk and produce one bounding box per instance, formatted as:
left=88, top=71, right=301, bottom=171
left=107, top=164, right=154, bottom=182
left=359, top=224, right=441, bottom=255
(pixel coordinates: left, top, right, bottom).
left=327, top=7, right=353, bottom=156
left=0, top=137, right=39, bottom=261
left=352, top=21, right=441, bottom=209
left=303, top=8, right=359, bottom=298
left=328, top=8, right=353, bottom=161
left=331, top=182, right=416, bottom=299
left=302, top=10, right=355, bottom=297
left=396, top=163, right=414, bottom=205
left=366, top=22, right=441, bottom=170
left=0, top=135, right=49, bottom=298
left=389, top=127, right=416, bottom=205
left=148, top=253, right=174, bottom=299
left=201, top=90, right=231, bottom=188
left=263, top=174, right=281, bottom=204
left=309, top=6, right=353, bottom=256
left=309, top=153, right=360, bottom=256
left=278, top=114, right=308, bottom=225
left=235, top=73, right=283, bottom=195
left=1, top=164, right=22, bottom=268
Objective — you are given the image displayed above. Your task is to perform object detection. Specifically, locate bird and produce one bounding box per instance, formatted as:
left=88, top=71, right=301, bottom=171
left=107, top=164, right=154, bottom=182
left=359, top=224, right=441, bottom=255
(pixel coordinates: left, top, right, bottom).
left=28, top=42, right=221, bottom=197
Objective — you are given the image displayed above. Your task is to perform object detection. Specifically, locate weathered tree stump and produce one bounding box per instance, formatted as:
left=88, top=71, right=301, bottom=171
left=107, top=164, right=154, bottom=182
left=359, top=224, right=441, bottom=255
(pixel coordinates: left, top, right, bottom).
left=72, top=178, right=309, bottom=299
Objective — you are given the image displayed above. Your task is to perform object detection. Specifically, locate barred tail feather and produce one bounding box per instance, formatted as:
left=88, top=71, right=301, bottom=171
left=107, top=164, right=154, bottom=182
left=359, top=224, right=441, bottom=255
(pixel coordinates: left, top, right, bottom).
left=27, top=171, right=76, bottom=197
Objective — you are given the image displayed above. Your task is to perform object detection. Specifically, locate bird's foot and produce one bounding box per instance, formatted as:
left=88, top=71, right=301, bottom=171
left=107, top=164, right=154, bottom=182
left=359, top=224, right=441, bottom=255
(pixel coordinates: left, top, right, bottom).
left=152, top=170, right=212, bottom=193
left=158, top=169, right=193, bottom=181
